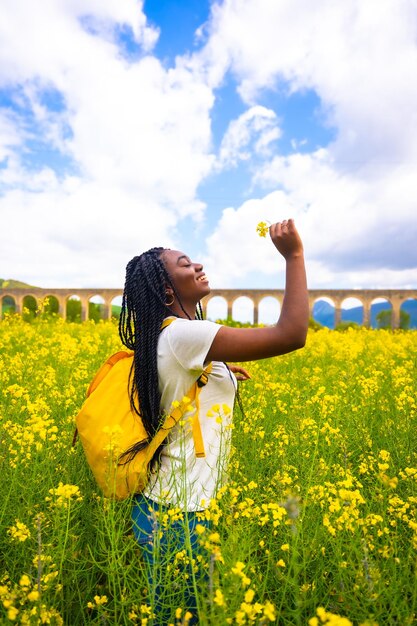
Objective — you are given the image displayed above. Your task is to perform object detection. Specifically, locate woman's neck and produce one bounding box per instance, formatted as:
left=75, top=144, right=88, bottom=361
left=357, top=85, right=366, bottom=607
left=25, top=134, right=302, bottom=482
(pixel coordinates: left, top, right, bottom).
left=168, top=301, right=197, bottom=320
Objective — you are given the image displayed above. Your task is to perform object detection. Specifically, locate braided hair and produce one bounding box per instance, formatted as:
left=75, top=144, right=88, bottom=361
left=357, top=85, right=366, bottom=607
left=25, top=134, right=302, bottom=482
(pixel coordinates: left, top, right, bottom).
left=118, top=247, right=203, bottom=465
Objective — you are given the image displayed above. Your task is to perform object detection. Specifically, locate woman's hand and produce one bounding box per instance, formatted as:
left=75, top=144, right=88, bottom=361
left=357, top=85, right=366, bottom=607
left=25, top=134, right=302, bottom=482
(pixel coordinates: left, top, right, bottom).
left=270, top=219, right=304, bottom=260
left=206, top=218, right=308, bottom=363
left=227, top=364, right=251, bottom=381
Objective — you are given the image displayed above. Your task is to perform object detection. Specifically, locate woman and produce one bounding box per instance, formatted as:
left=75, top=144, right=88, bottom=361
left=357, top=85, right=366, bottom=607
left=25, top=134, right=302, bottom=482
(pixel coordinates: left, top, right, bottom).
left=119, top=219, right=308, bottom=624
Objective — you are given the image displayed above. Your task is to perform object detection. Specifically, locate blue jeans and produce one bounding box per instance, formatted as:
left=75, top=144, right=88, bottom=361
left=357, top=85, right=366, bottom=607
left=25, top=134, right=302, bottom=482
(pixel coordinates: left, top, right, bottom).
left=132, top=494, right=211, bottom=625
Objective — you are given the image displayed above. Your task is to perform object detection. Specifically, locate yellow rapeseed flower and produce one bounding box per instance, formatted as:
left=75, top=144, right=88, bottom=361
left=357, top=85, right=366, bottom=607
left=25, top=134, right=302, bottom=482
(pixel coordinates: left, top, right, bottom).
left=244, top=589, right=255, bottom=603
left=263, top=601, right=276, bottom=622
left=256, top=221, right=269, bottom=237
left=19, top=574, right=31, bottom=588
left=7, top=520, right=31, bottom=542
left=27, top=590, right=40, bottom=601
left=214, top=589, right=225, bottom=607
left=309, top=607, right=353, bottom=625
left=46, top=483, right=83, bottom=508
left=7, top=606, right=19, bottom=621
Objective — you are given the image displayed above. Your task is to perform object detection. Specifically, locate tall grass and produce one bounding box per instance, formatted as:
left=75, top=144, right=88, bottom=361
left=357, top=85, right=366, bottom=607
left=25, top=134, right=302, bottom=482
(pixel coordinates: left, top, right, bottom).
left=1, top=315, right=416, bottom=624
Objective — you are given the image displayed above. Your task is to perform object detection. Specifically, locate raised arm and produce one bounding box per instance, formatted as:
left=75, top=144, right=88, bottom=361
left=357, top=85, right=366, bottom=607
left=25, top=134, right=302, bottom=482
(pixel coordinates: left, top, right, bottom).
left=206, top=219, right=309, bottom=363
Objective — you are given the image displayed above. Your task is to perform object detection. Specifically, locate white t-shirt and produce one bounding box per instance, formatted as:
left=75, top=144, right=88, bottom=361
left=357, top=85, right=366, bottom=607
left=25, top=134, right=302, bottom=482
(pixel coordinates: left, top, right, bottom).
left=143, top=317, right=237, bottom=511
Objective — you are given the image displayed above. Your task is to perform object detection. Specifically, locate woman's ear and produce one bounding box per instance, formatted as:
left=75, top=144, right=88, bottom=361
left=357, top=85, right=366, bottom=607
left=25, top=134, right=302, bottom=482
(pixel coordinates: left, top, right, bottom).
left=165, top=287, right=175, bottom=307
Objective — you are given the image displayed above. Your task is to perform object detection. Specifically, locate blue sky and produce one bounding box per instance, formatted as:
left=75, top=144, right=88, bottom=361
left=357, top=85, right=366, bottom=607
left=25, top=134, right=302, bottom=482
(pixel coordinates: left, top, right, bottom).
left=0, top=0, right=416, bottom=295
left=144, top=0, right=211, bottom=60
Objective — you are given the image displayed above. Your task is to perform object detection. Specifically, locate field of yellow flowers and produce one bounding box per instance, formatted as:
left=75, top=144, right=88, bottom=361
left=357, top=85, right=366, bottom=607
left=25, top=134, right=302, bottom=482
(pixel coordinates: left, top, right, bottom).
left=1, top=315, right=417, bottom=625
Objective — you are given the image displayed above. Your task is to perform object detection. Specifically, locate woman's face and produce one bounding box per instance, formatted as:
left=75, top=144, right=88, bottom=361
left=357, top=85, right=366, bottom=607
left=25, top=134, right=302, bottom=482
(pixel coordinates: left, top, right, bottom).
left=161, top=249, right=210, bottom=303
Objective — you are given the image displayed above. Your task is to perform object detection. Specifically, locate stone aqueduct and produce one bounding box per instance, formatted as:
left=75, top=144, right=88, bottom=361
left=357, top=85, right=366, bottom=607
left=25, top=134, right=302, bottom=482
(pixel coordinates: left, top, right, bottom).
left=1, top=287, right=416, bottom=328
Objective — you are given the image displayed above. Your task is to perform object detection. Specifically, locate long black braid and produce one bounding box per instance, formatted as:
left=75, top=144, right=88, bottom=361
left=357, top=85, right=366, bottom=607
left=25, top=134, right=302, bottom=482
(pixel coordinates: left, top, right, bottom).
left=118, top=247, right=203, bottom=466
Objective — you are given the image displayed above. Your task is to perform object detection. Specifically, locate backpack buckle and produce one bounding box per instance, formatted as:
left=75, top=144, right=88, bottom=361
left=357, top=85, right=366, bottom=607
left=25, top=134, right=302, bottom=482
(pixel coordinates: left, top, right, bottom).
left=197, top=371, right=209, bottom=387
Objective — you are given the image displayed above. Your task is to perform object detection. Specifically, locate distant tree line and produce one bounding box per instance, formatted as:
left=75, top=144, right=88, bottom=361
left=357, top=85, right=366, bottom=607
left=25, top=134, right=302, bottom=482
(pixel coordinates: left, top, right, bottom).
left=1, top=296, right=121, bottom=322
left=309, top=309, right=411, bottom=331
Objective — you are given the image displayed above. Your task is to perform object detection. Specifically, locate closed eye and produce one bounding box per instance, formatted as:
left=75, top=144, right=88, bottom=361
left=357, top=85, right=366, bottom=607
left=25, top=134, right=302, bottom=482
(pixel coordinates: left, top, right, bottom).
left=177, top=255, right=192, bottom=266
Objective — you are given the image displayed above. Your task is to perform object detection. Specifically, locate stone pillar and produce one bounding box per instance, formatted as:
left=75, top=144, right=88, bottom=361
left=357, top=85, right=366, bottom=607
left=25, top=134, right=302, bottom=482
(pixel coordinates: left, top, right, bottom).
left=105, top=299, right=113, bottom=320
left=227, top=300, right=233, bottom=320
left=15, top=296, right=23, bottom=315
left=391, top=298, right=401, bottom=329
left=63, top=297, right=69, bottom=321
left=253, top=302, right=259, bottom=325
left=362, top=298, right=371, bottom=327
left=58, top=296, right=66, bottom=318
left=334, top=302, right=342, bottom=328
left=80, top=298, right=89, bottom=322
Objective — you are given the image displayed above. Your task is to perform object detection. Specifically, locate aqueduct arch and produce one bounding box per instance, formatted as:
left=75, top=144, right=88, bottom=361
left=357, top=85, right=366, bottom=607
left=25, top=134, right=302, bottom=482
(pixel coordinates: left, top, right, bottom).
left=1, top=287, right=416, bottom=329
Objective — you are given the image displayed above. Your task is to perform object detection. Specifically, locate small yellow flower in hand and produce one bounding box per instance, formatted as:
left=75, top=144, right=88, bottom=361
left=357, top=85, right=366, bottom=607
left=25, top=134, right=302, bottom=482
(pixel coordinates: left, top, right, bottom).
left=256, top=221, right=270, bottom=237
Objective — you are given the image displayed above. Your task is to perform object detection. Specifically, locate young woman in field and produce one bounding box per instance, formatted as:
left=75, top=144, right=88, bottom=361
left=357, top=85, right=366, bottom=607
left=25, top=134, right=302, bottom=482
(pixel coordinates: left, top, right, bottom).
left=119, top=218, right=308, bottom=624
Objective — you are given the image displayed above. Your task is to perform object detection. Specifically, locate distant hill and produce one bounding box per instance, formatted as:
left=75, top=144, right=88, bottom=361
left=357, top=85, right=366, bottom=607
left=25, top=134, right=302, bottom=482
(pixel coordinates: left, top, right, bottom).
left=313, top=299, right=417, bottom=329
left=0, top=278, right=37, bottom=289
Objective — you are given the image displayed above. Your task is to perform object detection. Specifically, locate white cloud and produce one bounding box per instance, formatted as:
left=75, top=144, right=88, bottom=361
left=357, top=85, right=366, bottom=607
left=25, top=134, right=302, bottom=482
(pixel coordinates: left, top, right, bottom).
left=0, top=110, right=23, bottom=162
left=256, top=150, right=417, bottom=271
left=0, top=0, right=160, bottom=85
left=200, top=0, right=417, bottom=168
left=218, top=105, right=280, bottom=167
left=0, top=0, right=217, bottom=286
left=202, top=0, right=417, bottom=149
left=0, top=12, right=214, bottom=205
left=205, top=150, right=417, bottom=288
left=197, top=0, right=417, bottom=288
left=209, top=0, right=417, bottom=166
left=203, top=186, right=417, bottom=289
left=1, top=0, right=417, bottom=291
left=2, top=181, right=181, bottom=287
left=202, top=190, right=295, bottom=286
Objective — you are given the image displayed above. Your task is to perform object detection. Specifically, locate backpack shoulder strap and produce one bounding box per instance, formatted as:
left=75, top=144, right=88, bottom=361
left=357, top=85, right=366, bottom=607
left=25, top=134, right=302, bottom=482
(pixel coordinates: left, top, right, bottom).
left=161, top=316, right=176, bottom=330
left=189, top=362, right=212, bottom=457
left=87, top=351, right=133, bottom=397
left=158, top=317, right=212, bottom=457
left=142, top=361, right=212, bottom=463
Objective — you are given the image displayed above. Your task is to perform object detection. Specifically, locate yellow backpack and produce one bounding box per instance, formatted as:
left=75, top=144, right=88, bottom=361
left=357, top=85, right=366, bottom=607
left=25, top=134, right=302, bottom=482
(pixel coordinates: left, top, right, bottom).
left=74, top=318, right=211, bottom=499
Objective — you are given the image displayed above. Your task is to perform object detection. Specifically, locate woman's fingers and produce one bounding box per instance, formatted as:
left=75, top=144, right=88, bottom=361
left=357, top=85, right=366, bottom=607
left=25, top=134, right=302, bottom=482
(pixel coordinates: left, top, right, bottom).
left=227, top=364, right=251, bottom=380
left=269, top=218, right=303, bottom=259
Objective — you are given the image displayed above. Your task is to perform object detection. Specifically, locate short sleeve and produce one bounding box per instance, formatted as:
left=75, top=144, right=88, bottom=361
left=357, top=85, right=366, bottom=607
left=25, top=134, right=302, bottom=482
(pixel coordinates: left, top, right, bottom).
left=165, top=319, right=222, bottom=373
